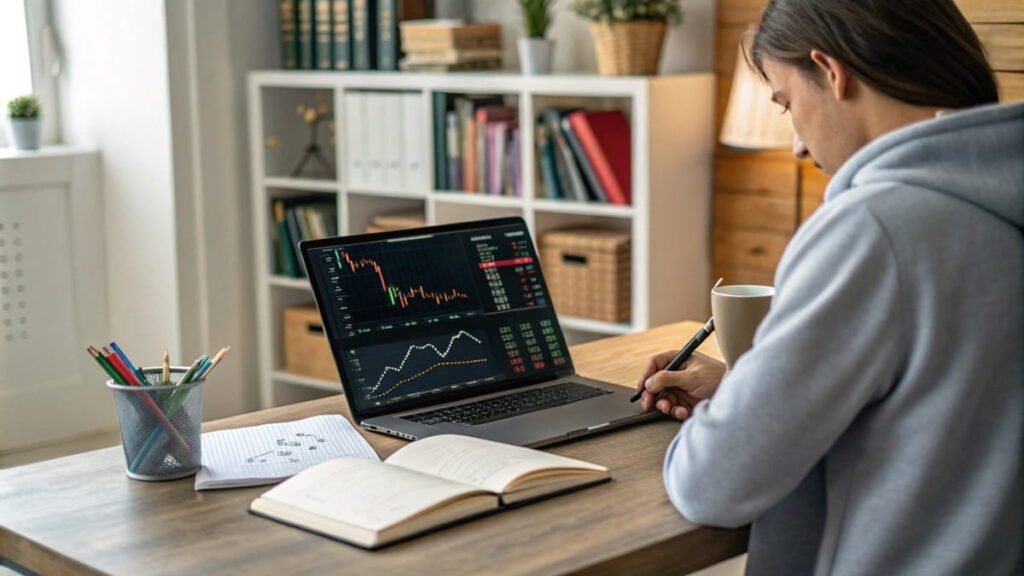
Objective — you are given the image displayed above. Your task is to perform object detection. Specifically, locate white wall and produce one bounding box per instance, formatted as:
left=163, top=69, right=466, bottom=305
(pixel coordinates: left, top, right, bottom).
left=54, top=0, right=182, bottom=365
left=468, top=0, right=715, bottom=74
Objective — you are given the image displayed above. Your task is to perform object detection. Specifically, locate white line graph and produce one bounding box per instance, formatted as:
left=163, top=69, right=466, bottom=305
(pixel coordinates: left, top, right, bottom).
left=369, top=330, right=484, bottom=394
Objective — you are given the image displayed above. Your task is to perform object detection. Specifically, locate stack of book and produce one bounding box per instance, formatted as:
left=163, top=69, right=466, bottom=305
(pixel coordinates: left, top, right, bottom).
left=278, top=0, right=432, bottom=71
left=536, top=108, right=632, bottom=206
left=434, top=94, right=521, bottom=196
left=399, top=20, right=502, bottom=72
left=272, top=197, right=338, bottom=278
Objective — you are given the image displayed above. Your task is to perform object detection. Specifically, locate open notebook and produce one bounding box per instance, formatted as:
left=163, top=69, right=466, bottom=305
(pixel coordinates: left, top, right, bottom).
left=249, top=434, right=610, bottom=549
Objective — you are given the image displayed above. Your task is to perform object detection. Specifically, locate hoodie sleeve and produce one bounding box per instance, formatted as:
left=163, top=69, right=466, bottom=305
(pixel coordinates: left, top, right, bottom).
left=663, top=198, right=906, bottom=527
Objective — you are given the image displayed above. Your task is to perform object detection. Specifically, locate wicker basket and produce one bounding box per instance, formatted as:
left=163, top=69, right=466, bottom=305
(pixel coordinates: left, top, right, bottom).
left=540, top=227, right=632, bottom=323
left=589, top=21, right=667, bottom=76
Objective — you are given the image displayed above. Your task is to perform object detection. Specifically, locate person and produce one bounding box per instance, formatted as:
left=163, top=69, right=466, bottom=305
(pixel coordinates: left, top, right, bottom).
left=637, top=0, right=1023, bottom=574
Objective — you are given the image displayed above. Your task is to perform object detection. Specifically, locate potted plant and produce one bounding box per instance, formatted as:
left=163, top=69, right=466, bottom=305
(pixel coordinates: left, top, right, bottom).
left=517, top=0, right=555, bottom=75
left=571, top=0, right=682, bottom=76
left=6, top=95, right=41, bottom=150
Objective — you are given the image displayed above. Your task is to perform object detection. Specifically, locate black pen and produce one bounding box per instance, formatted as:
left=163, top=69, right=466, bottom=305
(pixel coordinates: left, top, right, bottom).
left=629, top=316, right=716, bottom=403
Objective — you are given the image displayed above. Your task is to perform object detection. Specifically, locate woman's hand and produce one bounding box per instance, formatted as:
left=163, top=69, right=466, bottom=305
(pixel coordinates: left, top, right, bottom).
left=634, top=350, right=727, bottom=421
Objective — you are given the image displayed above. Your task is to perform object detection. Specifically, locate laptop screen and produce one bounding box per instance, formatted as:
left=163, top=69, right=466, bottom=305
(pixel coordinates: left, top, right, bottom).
left=301, top=217, right=573, bottom=419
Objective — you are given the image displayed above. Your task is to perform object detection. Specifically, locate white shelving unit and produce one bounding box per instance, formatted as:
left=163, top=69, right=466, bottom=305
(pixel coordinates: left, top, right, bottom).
left=249, top=71, right=714, bottom=408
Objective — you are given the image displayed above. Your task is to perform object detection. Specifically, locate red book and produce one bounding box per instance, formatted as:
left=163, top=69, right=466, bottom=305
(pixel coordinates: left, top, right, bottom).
left=566, top=110, right=632, bottom=205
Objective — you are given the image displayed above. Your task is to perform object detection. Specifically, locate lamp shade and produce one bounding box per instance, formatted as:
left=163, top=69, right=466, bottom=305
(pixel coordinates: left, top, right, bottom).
left=719, top=40, right=794, bottom=150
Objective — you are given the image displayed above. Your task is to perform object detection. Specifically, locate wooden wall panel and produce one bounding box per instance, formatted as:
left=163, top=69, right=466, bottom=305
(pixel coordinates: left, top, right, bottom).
left=997, top=72, right=1024, bottom=101
left=715, top=157, right=798, bottom=198
left=712, top=265, right=776, bottom=287
left=975, top=24, right=1024, bottom=71
left=715, top=193, right=797, bottom=233
left=955, top=0, right=1024, bottom=23
left=718, top=0, right=766, bottom=27
left=713, top=229, right=789, bottom=272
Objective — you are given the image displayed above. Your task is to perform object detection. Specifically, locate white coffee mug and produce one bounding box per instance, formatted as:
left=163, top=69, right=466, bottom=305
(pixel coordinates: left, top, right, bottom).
left=711, top=284, right=774, bottom=368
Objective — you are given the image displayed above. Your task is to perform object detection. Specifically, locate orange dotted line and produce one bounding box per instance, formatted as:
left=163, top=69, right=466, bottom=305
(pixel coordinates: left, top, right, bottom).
left=370, top=359, right=487, bottom=399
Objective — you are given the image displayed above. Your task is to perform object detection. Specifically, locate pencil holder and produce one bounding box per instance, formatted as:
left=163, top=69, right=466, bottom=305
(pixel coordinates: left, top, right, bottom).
left=107, top=367, right=204, bottom=481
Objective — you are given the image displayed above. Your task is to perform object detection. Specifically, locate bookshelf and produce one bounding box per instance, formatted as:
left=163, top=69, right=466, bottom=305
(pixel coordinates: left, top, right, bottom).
left=250, top=71, right=714, bottom=408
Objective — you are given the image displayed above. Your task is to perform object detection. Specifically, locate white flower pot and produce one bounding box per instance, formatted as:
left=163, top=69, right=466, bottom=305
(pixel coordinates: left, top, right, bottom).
left=518, top=38, right=555, bottom=75
left=7, top=118, right=41, bottom=150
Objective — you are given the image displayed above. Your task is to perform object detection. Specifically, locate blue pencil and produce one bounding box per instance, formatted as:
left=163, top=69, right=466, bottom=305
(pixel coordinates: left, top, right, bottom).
left=110, top=341, right=148, bottom=385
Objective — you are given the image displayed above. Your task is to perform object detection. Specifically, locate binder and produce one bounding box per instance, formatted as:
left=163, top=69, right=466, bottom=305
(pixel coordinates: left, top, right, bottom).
left=402, top=93, right=426, bottom=191
left=382, top=93, right=404, bottom=189
left=345, top=92, right=368, bottom=187
left=366, top=94, right=387, bottom=187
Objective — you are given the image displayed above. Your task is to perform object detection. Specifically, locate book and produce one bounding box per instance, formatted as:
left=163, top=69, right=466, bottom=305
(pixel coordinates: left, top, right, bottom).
left=510, top=127, right=521, bottom=197
left=249, top=434, right=610, bottom=549
left=398, top=59, right=501, bottom=72
left=455, top=95, right=503, bottom=193
left=561, top=117, right=608, bottom=203
left=371, top=209, right=425, bottom=230
left=315, top=0, right=333, bottom=69
left=567, top=110, right=633, bottom=205
left=298, top=0, right=315, bottom=69
left=195, top=415, right=379, bottom=490
left=273, top=200, right=298, bottom=277
left=399, top=21, right=501, bottom=51
left=377, top=0, right=432, bottom=71
left=544, top=109, right=587, bottom=202
left=351, top=0, right=376, bottom=70
left=475, top=106, right=516, bottom=196
left=446, top=110, right=462, bottom=190
left=432, top=92, right=453, bottom=190
left=536, top=122, right=562, bottom=199
left=402, top=48, right=503, bottom=65
left=332, top=0, right=351, bottom=69
left=278, top=0, right=299, bottom=69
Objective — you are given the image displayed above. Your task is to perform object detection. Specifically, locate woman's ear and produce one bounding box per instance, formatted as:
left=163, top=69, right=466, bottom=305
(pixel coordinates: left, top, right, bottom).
left=810, top=49, right=851, bottom=102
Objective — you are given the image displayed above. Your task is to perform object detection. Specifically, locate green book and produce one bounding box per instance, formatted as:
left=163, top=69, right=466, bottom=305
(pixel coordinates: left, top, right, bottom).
left=278, top=0, right=299, bottom=70
left=298, top=0, right=315, bottom=69
left=315, top=0, right=333, bottom=69
left=273, top=200, right=298, bottom=277
left=332, top=0, right=352, bottom=70
left=351, top=0, right=376, bottom=70
left=433, top=92, right=452, bottom=190
left=378, top=0, right=431, bottom=71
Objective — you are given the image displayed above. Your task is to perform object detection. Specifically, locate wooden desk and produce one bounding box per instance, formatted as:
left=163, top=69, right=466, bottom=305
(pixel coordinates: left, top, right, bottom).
left=0, top=321, right=748, bottom=575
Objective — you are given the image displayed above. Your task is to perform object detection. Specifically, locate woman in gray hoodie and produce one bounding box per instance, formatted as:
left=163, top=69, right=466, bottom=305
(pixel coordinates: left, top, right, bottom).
left=638, top=0, right=1023, bottom=574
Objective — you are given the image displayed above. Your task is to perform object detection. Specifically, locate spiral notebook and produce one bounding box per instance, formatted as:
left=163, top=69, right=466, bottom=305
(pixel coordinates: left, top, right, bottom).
left=195, top=414, right=379, bottom=490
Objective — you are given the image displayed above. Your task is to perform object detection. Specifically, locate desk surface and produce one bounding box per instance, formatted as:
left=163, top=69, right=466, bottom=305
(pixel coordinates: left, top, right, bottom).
left=0, top=321, right=747, bottom=575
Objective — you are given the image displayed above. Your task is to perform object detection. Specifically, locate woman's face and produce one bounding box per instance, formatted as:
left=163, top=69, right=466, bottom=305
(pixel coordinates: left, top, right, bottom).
left=760, top=56, right=863, bottom=176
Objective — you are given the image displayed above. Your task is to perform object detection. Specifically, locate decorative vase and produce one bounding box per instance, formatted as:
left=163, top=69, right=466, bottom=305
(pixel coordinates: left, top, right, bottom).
left=518, top=37, right=555, bottom=75
left=589, top=21, right=667, bottom=76
left=7, top=118, right=41, bottom=150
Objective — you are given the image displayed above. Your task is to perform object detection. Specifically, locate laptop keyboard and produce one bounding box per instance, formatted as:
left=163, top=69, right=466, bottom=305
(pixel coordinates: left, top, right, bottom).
left=402, top=382, right=612, bottom=426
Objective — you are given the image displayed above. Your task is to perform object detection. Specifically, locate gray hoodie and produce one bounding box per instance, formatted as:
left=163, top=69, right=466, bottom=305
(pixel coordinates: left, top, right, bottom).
left=663, top=102, right=1023, bottom=575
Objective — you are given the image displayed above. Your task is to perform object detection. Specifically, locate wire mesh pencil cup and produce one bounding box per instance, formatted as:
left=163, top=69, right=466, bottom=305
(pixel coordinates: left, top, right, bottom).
left=106, top=367, right=204, bottom=481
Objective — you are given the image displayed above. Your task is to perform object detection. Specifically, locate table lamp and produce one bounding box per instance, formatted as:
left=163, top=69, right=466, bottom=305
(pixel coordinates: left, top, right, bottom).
left=719, top=34, right=794, bottom=150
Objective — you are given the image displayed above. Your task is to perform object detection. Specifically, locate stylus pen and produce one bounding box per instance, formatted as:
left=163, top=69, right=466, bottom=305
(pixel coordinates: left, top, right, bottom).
left=629, top=316, right=715, bottom=403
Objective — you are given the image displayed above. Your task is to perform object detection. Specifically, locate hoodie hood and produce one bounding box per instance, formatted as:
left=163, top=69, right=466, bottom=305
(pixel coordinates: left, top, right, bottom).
left=826, top=101, right=1024, bottom=229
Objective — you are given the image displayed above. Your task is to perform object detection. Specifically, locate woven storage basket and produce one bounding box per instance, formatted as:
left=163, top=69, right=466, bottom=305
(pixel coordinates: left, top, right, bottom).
left=589, top=21, right=666, bottom=76
left=539, top=227, right=631, bottom=323
left=284, top=304, right=339, bottom=382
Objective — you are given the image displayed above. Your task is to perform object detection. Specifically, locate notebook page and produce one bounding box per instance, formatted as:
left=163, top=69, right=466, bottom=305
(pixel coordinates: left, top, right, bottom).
left=195, top=415, right=379, bottom=490
left=385, top=434, right=607, bottom=494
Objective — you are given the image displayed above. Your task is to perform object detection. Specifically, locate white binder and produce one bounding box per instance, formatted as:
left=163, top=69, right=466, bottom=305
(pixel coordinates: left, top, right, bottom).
left=382, top=93, right=404, bottom=189
left=401, top=93, right=426, bottom=191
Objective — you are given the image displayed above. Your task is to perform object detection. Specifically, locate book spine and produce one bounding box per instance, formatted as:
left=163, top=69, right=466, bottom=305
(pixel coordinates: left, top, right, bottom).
left=432, top=92, right=449, bottom=190
left=377, top=0, right=397, bottom=70
left=298, top=0, right=315, bottom=69
left=510, top=127, right=521, bottom=197
left=274, top=201, right=298, bottom=277
left=536, top=124, right=560, bottom=199
left=561, top=117, right=607, bottom=203
left=315, top=0, right=333, bottom=69
left=279, top=0, right=299, bottom=69
left=332, top=0, right=351, bottom=69
left=547, top=110, right=587, bottom=202
left=446, top=111, right=462, bottom=190
left=352, top=0, right=377, bottom=70
left=284, top=205, right=305, bottom=277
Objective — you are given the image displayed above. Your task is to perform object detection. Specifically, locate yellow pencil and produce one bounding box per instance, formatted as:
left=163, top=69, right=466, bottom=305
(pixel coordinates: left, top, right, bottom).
left=162, top=350, right=171, bottom=385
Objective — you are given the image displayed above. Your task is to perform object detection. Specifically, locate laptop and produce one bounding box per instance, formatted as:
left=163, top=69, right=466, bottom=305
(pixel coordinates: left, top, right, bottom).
left=299, top=216, right=655, bottom=447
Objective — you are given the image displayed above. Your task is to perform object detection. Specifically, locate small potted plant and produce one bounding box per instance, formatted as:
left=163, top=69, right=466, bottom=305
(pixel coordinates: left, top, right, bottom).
left=571, top=0, right=682, bottom=76
left=6, top=95, right=41, bottom=150
left=517, top=0, right=555, bottom=75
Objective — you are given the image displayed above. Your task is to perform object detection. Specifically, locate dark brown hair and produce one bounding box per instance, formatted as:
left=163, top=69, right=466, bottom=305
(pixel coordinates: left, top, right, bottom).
left=750, top=0, right=998, bottom=108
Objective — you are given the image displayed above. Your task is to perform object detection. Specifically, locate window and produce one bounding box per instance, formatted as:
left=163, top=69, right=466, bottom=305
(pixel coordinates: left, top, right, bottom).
left=0, top=0, right=58, bottom=147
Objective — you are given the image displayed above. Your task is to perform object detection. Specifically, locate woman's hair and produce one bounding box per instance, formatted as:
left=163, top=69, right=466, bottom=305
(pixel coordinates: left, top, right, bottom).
left=749, top=0, right=999, bottom=108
